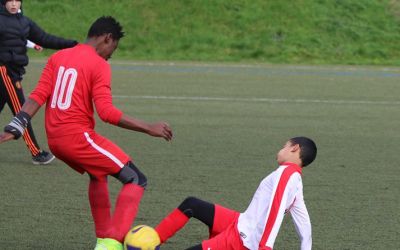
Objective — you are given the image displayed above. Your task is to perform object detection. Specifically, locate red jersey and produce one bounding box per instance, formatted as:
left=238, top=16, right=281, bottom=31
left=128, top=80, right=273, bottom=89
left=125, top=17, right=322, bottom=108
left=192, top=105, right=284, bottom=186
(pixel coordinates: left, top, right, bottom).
left=29, top=44, right=123, bottom=138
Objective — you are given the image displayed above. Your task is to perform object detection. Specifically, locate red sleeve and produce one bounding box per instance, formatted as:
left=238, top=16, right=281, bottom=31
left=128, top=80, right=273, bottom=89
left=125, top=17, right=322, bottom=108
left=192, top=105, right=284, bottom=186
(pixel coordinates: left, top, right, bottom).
left=29, top=56, right=54, bottom=105
left=92, top=62, right=123, bottom=125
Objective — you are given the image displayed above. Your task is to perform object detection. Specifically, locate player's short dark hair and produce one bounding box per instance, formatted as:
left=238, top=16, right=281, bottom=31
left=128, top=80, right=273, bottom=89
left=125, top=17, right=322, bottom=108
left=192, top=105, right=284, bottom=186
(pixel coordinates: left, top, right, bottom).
left=87, top=16, right=124, bottom=40
left=289, top=136, right=317, bottom=167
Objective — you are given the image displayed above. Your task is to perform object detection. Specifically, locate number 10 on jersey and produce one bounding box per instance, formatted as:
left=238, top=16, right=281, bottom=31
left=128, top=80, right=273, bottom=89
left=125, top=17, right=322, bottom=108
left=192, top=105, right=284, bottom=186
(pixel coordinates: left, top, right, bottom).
left=51, top=66, right=78, bottom=110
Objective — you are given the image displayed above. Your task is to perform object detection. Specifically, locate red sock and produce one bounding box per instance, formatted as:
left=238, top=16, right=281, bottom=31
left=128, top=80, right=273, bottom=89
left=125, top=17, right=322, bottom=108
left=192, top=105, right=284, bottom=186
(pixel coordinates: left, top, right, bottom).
left=110, top=183, right=144, bottom=242
left=88, top=178, right=111, bottom=238
left=155, top=208, right=190, bottom=243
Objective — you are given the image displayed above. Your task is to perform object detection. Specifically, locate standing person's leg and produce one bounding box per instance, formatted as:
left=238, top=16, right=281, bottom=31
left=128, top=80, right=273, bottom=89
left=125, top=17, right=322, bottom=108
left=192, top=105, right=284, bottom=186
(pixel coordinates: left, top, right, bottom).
left=0, top=66, right=9, bottom=114
left=0, top=66, right=54, bottom=164
left=12, top=80, right=55, bottom=164
left=12, top=81, right=41, bottom=154
left=109, top=161, right=146, bottom=242
left=88, top=175, right=112, bottom=238
left=0, top=75, right=7, bottom=113
left=50, top=132, right=146, bottom=247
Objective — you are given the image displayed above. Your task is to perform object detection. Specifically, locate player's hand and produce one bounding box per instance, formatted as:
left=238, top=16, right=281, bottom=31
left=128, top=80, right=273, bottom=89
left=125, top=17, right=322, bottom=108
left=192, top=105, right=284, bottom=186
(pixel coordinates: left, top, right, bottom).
left=148, top=122, right=173, bottom=141
left=0, top=132, right=15, bottom=144
left=34, top=45, right=43, bottom=52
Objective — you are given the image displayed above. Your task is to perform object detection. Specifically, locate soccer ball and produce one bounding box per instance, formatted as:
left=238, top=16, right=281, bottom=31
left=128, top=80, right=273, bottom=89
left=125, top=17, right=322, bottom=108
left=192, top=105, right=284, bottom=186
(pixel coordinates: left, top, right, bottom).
left=124, top=225, right=161, bottom=250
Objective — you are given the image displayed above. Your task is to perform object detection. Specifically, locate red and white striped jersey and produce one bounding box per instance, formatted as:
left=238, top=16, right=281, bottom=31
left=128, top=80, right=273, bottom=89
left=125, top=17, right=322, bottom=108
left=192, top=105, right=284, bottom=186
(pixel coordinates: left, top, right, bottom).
left=237, top=162, right=312, bottom=250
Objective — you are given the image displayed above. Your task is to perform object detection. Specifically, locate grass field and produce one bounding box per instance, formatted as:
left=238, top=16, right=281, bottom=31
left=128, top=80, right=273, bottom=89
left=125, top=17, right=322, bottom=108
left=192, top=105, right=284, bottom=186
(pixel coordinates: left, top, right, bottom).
left=0, top=60, right=399, bottom=249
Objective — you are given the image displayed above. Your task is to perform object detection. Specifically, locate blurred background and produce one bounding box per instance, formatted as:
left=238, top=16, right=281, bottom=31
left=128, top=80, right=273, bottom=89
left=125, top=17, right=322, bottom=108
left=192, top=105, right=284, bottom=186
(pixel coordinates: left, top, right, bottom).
left=25, top=0, right=400, bottom=65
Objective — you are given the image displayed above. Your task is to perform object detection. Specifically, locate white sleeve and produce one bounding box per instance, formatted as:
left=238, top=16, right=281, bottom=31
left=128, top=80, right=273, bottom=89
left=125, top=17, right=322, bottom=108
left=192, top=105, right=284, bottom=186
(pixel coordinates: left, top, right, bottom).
left=290, top=192, right=312, bottom=250
left=26, top=40, right=36, bottom=49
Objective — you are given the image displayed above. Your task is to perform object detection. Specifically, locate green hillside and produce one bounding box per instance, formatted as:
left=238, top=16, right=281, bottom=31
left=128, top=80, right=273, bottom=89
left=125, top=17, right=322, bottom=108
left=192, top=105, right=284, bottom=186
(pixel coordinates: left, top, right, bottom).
left=24, top=0, right=400, bottom=65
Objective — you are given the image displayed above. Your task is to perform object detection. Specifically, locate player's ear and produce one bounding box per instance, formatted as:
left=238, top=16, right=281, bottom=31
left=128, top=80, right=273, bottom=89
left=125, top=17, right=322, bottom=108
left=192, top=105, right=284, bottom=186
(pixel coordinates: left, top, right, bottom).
left=291, top=143, right=300, bottom=152
left=104, top=33, right=113, bottom=44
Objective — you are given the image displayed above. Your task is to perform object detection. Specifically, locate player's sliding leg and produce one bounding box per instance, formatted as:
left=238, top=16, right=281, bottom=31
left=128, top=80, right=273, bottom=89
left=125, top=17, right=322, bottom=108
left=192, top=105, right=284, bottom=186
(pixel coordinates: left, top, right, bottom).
left=155, top=196, right=240, bottom=246
left=155, top=196, right=215, bottom=243
left=109, top=162, right=146, bottom=242
left=88, top=175, right=112, bottom=238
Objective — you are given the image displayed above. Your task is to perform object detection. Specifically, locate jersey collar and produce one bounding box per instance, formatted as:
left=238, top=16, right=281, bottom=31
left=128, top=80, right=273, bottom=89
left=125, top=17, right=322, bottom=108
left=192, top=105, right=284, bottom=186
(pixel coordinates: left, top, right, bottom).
left=281, top=162, right=302, bottom=174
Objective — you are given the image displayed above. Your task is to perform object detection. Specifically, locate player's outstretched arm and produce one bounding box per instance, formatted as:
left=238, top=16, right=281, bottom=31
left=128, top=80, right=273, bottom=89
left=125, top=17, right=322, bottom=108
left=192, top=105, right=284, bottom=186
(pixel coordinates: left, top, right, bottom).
left=0, top=98, right=42, bottom=144
left=117, top=114, right=173, bottom=141
left=18, top=98, right=42, bottom=118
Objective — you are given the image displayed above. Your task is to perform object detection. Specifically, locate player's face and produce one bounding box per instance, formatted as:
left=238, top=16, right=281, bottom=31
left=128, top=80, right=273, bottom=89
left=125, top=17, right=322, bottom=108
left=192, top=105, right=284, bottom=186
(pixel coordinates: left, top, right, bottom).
left=100, top=38, right=119, bottom=61
left=5, top=0, right=21, bottom=14
left=276, top=141, right=294, bottom=165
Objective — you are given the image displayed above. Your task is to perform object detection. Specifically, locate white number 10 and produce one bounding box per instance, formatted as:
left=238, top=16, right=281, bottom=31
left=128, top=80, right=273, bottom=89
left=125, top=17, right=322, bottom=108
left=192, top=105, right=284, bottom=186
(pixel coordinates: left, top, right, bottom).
left=51, top=66, right=78, bottom=110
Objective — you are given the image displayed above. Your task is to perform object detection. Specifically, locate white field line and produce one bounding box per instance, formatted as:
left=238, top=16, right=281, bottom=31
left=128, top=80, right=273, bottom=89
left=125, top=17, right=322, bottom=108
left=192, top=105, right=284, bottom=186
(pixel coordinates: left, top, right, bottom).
left=29, top=59, right=400, bottom=73
left=113, top=95, right=400, bottom=106
left=109, top=61, right=400, bottom=73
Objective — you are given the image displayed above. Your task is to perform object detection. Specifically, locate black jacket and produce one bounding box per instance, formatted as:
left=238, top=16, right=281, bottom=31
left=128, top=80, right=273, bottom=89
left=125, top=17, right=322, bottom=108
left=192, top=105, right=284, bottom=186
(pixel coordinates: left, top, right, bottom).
left=0, top=5, right=77, bottom=81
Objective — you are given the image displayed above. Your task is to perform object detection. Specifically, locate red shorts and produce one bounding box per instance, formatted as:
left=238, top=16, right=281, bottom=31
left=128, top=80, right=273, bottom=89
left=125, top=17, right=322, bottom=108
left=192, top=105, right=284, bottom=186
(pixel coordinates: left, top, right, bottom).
left=202, top=204, right=247, bottom=250
left=48, top=131, right=131, bottom=178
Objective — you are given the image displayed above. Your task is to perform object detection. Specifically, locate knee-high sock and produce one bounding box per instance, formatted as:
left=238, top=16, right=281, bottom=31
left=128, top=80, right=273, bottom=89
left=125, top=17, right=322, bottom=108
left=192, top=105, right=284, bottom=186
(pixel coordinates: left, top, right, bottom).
left=88, top=178, right=111, bottom=238
left=155, top=208, right=190, bottom=243
left=110, top=183, right=144, bottom=242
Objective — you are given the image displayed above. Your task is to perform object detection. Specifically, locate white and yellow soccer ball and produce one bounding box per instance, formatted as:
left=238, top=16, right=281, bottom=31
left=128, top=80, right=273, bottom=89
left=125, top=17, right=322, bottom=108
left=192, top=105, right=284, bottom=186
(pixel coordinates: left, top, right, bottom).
left=124, top=225, right=161, bottom=250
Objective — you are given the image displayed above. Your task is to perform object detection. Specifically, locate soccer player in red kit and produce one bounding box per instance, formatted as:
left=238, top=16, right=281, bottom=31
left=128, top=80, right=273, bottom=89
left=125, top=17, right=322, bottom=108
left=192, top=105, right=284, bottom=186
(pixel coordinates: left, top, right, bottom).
left=0, top=16, right=173, bottom=250
left=154, top=137, right=316, bottom=250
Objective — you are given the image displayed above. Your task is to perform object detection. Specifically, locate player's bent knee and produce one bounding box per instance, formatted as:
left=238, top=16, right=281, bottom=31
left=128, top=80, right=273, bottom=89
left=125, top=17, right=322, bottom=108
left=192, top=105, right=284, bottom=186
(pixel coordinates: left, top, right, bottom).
left=178, top=196, right=202, bottom=217
left=178, top=197, right=215, bottom=227
left=114, top=161, right=147, bottom=188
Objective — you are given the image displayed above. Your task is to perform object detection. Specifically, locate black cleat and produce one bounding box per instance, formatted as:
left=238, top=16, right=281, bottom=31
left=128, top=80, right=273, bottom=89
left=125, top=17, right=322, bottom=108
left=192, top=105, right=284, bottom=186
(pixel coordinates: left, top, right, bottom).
left=32, top=151, right=55, bottom=165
